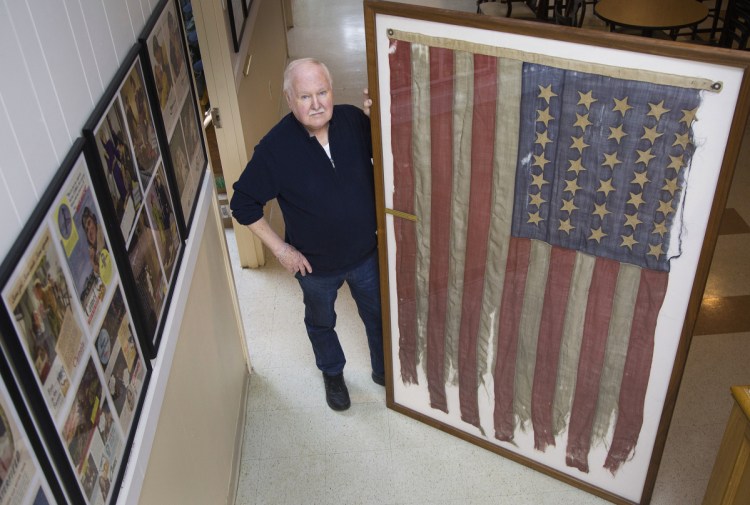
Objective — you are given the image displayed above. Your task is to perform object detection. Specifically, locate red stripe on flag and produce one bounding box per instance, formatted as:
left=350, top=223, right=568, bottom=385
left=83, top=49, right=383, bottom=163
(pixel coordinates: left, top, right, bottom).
left=494, top=237, right=532, bottom=442
left=531, top=246, right=577, bottom=450
left=458, top=54, right=497, bottom=428
left=389, top=40, right=418, bottom=385
left=425, top=47, right=454, bottom=412
left=604, top=268, right=668, bottom=473
left=566, top=257, right=620, bottom=472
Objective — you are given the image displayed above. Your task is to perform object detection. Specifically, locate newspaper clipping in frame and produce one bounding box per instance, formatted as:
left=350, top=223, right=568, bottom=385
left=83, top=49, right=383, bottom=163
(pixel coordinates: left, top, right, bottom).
left=0, top=380, right=56, bottom=505
left=61, top=359, right=121, bottom=505
left=3, top=229, right=86, bottom=419
left=53, top=161, right=113, bottom=329
left=94, top=288, right=145, bottom=434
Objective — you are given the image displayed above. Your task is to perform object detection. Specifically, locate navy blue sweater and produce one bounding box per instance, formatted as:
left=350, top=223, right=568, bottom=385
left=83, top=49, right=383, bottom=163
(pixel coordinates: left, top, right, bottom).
left=230, top=105, right=377, bottom=274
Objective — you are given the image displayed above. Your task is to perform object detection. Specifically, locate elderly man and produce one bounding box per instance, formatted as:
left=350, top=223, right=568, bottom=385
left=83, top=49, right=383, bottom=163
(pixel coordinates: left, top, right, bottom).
left=230, top=58, right=384, bottom=411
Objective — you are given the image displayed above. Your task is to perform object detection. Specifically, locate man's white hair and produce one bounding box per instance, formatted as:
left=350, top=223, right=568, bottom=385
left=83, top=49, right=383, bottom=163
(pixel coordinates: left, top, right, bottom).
left=283, top=58, right=333, bottom=97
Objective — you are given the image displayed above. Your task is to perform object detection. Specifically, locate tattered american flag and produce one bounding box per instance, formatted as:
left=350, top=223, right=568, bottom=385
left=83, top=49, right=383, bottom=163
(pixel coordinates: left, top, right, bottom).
left=388, top=37, right=701, bottom=474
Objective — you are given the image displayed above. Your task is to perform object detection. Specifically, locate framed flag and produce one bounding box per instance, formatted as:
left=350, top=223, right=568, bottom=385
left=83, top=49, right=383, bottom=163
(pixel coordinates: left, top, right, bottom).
left=0, top=139, right=151, bottom=505
left=83, top=43, right=184, bottom=358
left=140, top=0, right=209, bottom=234
left=364, top=1, right=750, bottom=504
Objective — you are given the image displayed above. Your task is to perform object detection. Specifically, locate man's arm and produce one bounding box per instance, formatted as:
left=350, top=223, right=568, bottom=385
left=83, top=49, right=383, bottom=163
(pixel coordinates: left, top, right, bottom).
left=247, top=217, right=312, bottom=276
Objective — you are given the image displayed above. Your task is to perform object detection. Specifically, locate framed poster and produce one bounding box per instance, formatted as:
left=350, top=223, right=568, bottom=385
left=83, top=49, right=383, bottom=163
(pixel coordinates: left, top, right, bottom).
left=140, top=0, right=209, bottom=233
left=0, top=140, right=151, bottom=505
left=0, top=346, right=62, bottom=505
left=83, top=44, right=184, bottom=358
left=364, top=2, right=750, bottom=504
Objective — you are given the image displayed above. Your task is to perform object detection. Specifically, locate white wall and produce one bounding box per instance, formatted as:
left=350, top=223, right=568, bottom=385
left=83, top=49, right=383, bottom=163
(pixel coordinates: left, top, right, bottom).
left=0, top=0, right=158, bottom=259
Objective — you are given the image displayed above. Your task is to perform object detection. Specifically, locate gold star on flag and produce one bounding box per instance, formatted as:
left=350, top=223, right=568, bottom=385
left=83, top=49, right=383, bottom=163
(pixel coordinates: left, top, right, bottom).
left=631, top=171, right=650, bottom=188
left=613, top=96, right=632, bottom=117
left=528, top=211, right=544, bottom=225
left=574, top=113, right=592, bottom=131
left=628, top=191, right=645, bottom=208
left=537, top=107, right=554, bottom=126
left=624, top=211, right=643, bottom=229
left=668, top=155, right=684, bottom=172
left=531, top=172, right=549, bottom=189
left=589, top=226, right=607, bottom=243
left=636, top=148, right=655, bottom=166
left=535, top=130, right=552, bottom=149
left=577, top=90, right=597, bottom=110
left=593, top=202, right=611, bottom=219
left=538, top=84, right=557, bottom=104
left=564, top=178, right=582, bottom=194
left=648, top=243, right=664, bottom=259
left=608, top=124, right=627, bottom=144
left=532, top=153, right=550, bottom=169
left=560, top=197, right=578, bottom=213
left=602, top=151, right=621, bottom=169
left=529, top=191, right=546, bottom=207
left=652, top=220, right=668, bottom=237
left=568, top=158, right=586, bottom=175
left=647, top=100, right=671, bottom=121
left=598, top=178, right=615, bottom=196
left=657, top=198, right=674, bottom=216
left=570, top=136, right=589, bottom=153
left=620, top=233, right=638, bottom=250
left=641, top=125, right=663, bottom=145
left=680, top=107, right=698, bottom=125
left=673, top=131, right=690, bottom=149
left=559, top=218, right=575, bottom=234
left=662, top=177, right=680, bottom=196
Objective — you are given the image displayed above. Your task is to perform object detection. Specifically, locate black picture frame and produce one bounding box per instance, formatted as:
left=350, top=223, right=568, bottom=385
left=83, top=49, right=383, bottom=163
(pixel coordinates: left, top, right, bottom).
left=242, top=0, right=254, bottom=18
left=0, top=138, right=152, bottom=505
left=139, top=0, right=209, bottom=236
left=0, top=325, right=67, bottom=505
left=82, top=43, right=185, bottom=359
left=228, top=0, right=248, bottom=52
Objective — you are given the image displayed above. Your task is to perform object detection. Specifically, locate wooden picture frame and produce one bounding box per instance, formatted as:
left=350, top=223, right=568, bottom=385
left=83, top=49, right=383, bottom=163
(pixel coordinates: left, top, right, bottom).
left=0, top=139, right=151, bottom=505
left=83, top=44, right=184, bottom=359
left=364, top=2, right=750, bottom=503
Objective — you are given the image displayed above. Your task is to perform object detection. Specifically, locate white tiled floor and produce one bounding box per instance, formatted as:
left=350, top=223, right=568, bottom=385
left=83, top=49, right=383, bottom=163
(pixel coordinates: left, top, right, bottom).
left=229, top=1, right=750, bottom=503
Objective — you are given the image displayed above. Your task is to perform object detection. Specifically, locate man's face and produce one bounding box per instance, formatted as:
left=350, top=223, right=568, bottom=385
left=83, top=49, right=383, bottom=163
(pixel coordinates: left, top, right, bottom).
left=84, top=216, right=97, bottom=246
left=286, top=63, right=333, bottom=135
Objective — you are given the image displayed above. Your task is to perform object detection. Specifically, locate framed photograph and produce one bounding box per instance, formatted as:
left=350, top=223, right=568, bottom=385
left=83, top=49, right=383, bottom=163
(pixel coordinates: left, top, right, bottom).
left=140, top=0, right=208, bottom=232
left=0, top=345, right=63, bottom=504
left=83, top=44, right=184, bottom=358
left=0, top=139, right=151, bottom=505
left=364, top=2, right=750, bottom=504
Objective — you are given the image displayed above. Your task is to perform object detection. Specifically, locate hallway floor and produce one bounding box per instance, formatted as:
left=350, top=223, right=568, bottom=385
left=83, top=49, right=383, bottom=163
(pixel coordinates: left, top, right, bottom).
left=229, top=1, right=750, bottom=503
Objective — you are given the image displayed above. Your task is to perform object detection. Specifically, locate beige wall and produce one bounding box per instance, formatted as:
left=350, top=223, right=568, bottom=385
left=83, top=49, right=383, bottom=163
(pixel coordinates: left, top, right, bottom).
left=229, top=0, right=289, bottom=267
left=138, top=193, right=248, bottom=504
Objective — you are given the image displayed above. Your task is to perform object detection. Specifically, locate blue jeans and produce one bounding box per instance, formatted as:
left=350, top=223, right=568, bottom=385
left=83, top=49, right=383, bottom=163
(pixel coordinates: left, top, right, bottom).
left=296, top=252, right=384, bottom=377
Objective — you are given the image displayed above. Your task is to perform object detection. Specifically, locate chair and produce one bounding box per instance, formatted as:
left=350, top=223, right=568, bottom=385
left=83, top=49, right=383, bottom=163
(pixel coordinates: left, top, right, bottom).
left=553, top=0, right=586, bottom=26
left=477, top=0, right=549, bottom=21
left=719, top=0, right=750, bottom=48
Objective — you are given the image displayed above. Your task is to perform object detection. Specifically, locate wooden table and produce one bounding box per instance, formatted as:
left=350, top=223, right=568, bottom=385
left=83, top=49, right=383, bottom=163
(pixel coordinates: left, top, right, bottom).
left=594, top=0, right=709, bottom=37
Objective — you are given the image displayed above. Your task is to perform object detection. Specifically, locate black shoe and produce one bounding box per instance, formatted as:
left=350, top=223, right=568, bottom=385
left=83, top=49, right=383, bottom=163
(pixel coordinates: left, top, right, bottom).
left=323, top=373, right=350, bottom=411
left=371, top=372, right=386, bottom=386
